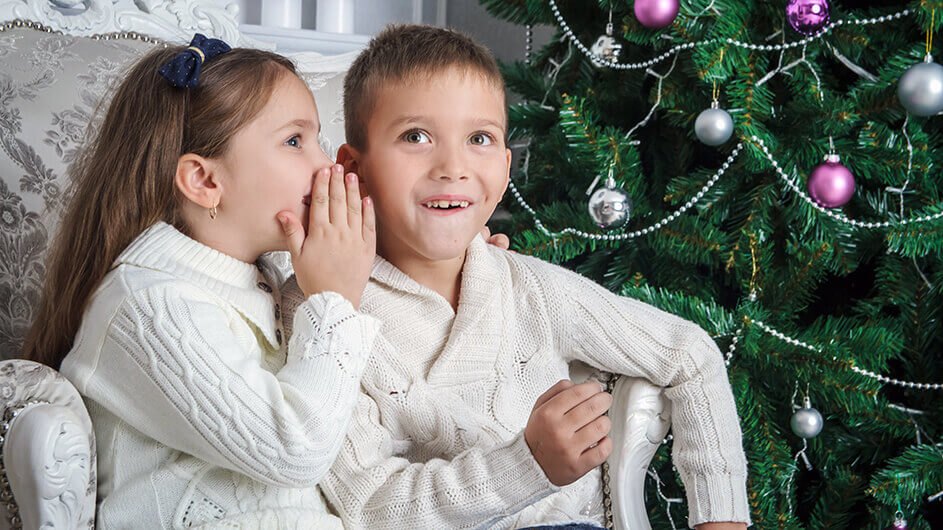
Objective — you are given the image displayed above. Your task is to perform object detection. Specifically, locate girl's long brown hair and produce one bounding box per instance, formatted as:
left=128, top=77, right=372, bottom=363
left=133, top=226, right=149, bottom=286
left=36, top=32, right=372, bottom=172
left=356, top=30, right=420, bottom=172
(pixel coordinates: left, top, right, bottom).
left=22, top=45, right=297, bottom=368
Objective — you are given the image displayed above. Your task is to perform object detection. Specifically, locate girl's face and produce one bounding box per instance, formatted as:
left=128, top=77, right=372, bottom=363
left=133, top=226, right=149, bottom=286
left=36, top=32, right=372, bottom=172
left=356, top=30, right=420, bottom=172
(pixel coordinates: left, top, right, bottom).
left=214, top=73, right=332, bottom=256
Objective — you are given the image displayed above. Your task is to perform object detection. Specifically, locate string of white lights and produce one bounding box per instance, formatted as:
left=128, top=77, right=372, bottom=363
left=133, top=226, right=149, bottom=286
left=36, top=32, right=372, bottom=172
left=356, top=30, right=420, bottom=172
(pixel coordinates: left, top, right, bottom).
left=749, top=317, right=943, bottom=390
left=547, top=0, right=911, bottom=71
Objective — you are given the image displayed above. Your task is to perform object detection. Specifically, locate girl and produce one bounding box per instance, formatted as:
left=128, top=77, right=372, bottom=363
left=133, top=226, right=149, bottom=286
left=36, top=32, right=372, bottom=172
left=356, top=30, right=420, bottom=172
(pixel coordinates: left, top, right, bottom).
left=22, top=36, right=378, bottom=528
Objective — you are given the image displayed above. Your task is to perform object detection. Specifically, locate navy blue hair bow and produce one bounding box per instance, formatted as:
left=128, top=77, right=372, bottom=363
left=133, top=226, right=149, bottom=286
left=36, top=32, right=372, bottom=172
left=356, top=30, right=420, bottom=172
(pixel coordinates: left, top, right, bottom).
left=158, top=33, right=231, bottom=88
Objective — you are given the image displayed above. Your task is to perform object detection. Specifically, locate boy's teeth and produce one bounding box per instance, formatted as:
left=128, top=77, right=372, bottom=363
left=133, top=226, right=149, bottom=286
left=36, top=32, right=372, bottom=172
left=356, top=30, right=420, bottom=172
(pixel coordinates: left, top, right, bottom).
left=424, top=200, right=470, bottom=209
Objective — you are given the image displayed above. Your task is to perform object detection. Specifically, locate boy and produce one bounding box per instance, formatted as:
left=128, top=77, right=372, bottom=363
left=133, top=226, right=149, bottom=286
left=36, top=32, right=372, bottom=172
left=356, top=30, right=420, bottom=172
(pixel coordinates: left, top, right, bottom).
left=315, top=25, right=751, bottom=529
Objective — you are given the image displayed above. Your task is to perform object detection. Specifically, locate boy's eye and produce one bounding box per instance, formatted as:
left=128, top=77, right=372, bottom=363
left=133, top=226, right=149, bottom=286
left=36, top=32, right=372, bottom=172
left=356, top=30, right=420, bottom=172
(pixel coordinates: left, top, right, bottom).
left=402, top=130, right=431, bottom=144
left=470, top=133, right=494, bottom=146
left=285, top=135, right=301, bottom=148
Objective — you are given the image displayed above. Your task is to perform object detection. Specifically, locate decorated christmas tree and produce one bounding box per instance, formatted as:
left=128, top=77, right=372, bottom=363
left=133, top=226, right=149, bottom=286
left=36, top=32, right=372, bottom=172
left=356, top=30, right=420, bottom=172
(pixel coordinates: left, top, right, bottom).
left=479, top=0, right=943, bottom=527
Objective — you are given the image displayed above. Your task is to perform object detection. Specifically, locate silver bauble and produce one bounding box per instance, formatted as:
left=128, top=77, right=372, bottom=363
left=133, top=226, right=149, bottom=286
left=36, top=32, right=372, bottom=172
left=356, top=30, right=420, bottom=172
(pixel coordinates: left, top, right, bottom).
left=588, top=178, right=632, bottom=229
left=897, top=56, right=943, bottom=117
left=694, top=104, right=734, bottom=146
left=790, top=396, right=823, bottom=439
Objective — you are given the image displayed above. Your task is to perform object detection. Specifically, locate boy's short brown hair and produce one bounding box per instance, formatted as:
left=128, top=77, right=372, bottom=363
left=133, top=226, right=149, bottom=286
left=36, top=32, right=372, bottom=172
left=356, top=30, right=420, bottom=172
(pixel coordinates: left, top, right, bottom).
left=343, top=24, right=506, bottom=150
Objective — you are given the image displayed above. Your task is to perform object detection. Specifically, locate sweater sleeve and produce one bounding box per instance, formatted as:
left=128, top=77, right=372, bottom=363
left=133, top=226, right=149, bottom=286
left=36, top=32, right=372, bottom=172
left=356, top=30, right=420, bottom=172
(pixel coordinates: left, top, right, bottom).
left=319, top=355, right=558, bottom=529
left=534, top=260, right=751, bottom=529
left=85, top=284, right=379, bottom=489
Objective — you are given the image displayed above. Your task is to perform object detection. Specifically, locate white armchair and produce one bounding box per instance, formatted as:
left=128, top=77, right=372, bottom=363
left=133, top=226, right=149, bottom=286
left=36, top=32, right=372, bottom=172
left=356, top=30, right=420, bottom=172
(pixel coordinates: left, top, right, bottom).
left=0, top=2, right=672, bottom=528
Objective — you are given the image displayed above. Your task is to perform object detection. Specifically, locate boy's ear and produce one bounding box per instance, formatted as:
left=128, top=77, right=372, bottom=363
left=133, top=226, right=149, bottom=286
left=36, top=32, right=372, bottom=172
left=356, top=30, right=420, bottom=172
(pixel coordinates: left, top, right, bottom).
left=336, top=143, right=361, bottom=175
left=501, top=148, right=512, bottom=196
left=175, top=153, right=220, bottom=209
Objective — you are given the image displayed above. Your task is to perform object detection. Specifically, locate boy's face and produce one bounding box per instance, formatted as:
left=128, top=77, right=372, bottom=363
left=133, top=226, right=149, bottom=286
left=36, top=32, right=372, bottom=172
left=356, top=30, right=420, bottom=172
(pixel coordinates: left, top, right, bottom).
left=343, top=66, right=511, bottom=263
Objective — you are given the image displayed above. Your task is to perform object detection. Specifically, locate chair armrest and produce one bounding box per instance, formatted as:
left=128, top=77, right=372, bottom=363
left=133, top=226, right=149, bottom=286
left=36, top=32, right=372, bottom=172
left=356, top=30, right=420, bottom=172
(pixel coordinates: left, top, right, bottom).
left=608, top=376, right=671, bottom=530
left=0, top=360, right=96, bottom=530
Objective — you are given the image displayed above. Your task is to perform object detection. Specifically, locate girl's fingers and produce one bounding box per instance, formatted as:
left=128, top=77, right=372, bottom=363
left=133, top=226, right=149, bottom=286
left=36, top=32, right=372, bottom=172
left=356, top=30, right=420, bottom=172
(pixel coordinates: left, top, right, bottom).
left=489, top=233, right=510, bottom=250
left=362, top=196, right=376, bottom=244
left=277, top=211, right=305, bottom=256
left=311, top=167, right=331, bottom=227
left=346, top=172, right=362, bottom=228
left=328, top=165, right=347, bottom=226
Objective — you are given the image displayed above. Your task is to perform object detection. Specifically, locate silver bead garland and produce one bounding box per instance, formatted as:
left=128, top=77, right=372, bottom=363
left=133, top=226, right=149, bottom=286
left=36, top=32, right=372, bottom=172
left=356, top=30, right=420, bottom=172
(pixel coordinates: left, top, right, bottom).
left=547, top=0, right=910, bottom=71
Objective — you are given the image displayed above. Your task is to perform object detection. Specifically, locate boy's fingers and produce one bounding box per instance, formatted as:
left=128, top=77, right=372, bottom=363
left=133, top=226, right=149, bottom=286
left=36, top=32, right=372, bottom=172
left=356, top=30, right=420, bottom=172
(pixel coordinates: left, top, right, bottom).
left=362, top=196, right=376, bottom=243
left=328, top=165, right=347, bottom=226
left=563, top=390, right=612, bottom=431
left=480, top=226, right=491, bottom=239
left=544, top=381, right=606, bottom=418
left=573, top=415, right=611, bottom=449
left=533, top=379, right=574, bottom=411
left=578, top=436, right=613, bottom=468
left=345, top=172, right=362, bottom=228
left=311, top=167, right=330, bottom=227
left=277, top=211, right=304, bottom=256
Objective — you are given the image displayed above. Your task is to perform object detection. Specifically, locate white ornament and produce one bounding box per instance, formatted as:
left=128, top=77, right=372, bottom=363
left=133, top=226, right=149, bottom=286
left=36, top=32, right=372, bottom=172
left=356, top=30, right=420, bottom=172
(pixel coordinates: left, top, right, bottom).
left=590, top=22, right=622, bottom=62
left=588, top=171, right=632, bottom=229
left=695, top=101, right=734, bottom=146
left=897, top=55, right=943, bottom=117
left=790, top=395, right=824, bottom=438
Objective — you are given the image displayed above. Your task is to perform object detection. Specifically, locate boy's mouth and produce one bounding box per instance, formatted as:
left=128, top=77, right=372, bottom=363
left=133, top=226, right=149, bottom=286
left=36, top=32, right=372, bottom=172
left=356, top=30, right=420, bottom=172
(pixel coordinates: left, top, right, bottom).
left=420, top=195, right=473, bottom=213
left=302, top=194, right=311, bottom=206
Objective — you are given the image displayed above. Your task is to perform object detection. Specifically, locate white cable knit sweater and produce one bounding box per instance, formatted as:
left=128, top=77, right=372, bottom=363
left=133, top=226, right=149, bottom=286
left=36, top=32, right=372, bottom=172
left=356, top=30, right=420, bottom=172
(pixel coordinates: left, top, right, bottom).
left=59, top=222, right=380, bottom=529
left=312, top=235, right=751, bottom=530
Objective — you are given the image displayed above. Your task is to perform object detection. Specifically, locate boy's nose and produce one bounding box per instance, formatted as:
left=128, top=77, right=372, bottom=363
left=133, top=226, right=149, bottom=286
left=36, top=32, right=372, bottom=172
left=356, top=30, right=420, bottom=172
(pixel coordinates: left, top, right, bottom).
left=432, top=143, right=470, bottom=181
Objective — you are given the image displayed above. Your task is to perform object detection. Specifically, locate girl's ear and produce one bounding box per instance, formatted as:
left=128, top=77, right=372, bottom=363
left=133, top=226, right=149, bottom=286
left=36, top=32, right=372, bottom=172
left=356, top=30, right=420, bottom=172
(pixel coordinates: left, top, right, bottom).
left=336, top=143, right=361, bottom=175
left=175, top=153, right=220, bottom=209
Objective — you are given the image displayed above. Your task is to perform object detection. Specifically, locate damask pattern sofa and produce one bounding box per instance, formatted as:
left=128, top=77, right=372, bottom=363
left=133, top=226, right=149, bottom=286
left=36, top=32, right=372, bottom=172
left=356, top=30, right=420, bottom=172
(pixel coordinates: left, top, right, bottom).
left=0, top=3, right=670, bottom=528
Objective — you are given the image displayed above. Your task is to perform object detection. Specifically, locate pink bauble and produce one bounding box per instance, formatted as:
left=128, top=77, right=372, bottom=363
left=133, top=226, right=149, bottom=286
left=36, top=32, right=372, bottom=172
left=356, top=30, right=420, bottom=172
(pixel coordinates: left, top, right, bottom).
left=634, top=0, right=679, bottom=29
left=786, top=0, right=830, bottom=35
left=808, top=156, right=855, bottom=208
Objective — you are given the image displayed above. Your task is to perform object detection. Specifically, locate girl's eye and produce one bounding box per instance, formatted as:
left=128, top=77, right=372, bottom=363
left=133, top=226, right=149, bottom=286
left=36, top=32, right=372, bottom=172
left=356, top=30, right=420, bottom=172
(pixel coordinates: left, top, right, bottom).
left=470, top=133, right=494, bottom=146
left=285, top=135, right=301, bottom=148
left=403, top=130, right=431, bottom=144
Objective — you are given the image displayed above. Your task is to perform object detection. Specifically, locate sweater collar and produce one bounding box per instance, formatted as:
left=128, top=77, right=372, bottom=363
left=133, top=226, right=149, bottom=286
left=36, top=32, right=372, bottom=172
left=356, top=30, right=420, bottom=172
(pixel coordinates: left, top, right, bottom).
left=369, top=234, right=506, bottom=384
left=115, top=222, right=281, bottom=349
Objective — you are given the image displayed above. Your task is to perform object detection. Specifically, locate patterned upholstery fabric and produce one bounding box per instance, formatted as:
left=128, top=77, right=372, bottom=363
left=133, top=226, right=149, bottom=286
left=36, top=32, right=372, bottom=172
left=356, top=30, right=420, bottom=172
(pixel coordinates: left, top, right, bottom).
left=0, top=26, right=351, bottom=359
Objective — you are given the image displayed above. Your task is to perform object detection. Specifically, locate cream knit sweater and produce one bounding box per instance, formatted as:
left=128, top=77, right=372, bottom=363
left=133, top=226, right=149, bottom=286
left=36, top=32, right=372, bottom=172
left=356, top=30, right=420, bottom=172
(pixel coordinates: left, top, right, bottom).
left=311, top=235, right=751, bottom=530
left=60, top=222, right=380, bottom=529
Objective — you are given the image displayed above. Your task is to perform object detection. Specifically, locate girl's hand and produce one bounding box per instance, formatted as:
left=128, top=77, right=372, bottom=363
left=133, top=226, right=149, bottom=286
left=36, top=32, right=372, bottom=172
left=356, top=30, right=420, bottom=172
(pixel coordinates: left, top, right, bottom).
left=277, top=164, right=376, bottom=310
left=480, top=225, right=511, bottom=250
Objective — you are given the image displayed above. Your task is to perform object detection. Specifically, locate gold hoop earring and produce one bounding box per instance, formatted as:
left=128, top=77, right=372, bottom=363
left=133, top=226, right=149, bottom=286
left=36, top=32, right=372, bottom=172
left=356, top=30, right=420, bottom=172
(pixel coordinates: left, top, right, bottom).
left=209, top=199, right=218, bottom=219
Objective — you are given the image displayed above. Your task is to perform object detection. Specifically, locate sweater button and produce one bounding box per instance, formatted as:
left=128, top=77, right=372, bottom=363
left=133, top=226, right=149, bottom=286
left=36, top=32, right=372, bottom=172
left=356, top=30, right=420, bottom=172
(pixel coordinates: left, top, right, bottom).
left=257, top=281, right=272, bottom=293
left=274, top=304, right=281, bottom=320
left=275, top=328, right=282, bottom=345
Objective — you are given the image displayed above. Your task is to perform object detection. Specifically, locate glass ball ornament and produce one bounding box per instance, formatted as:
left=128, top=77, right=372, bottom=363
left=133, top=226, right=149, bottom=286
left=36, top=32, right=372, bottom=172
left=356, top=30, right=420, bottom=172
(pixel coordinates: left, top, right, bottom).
left=786, top=0, right=830, bottom=35
left=590, top=23, right=622, bottom=62
left=808, top=154, right=855, bottom=208
left=791, top=396, right=824, bottom=439
left=695, top=102, right=734, bottom=146
left=633, top=0, right=679, bottom=29
left=897, top=55, right=943, bottom=117
left=588, top=175, right=632, bottom=230
left=886, top=511, right=908, bottom=530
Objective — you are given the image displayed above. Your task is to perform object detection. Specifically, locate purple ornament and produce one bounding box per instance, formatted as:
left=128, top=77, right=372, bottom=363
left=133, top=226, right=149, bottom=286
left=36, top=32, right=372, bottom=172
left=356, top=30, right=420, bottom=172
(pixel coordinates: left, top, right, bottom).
left=634, top=0, right=679, bottom=29
left=786, top=0, right=830, bottom=35
left=808, top=154, right=855, bottom=208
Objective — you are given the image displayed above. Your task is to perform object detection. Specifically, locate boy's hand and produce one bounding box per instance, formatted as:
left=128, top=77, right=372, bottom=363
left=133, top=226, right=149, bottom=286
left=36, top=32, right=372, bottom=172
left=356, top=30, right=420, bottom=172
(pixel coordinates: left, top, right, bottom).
left=277, top=164, right=376, bottom=310
left=480, top=226, right=511, bottom=251
left=524, top=379, right=613, bottom=487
